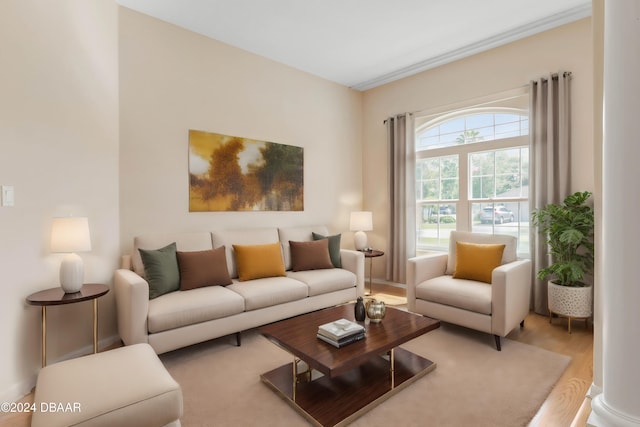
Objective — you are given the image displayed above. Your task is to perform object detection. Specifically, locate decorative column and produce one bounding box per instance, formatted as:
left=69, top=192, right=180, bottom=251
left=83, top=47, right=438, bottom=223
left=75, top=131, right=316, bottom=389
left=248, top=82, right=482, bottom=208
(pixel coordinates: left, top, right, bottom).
left=588, top=1, right=640, bottom=426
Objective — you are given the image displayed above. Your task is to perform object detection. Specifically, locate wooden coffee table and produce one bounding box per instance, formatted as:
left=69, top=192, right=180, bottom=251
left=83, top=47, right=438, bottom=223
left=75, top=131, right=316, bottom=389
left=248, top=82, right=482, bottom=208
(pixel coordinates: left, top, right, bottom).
left=259, top=303, right=440, bottom=427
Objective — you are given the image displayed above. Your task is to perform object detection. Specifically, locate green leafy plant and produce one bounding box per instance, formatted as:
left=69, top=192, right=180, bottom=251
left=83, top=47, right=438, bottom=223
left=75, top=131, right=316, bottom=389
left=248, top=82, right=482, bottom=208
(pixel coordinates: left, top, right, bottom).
left=531, top=191, right=594, bottom=287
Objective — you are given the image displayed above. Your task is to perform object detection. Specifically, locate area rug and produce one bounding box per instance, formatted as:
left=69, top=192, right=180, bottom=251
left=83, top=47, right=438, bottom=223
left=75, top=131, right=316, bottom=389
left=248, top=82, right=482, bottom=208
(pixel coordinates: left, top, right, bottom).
left=160, top=323, right=570, bottom=427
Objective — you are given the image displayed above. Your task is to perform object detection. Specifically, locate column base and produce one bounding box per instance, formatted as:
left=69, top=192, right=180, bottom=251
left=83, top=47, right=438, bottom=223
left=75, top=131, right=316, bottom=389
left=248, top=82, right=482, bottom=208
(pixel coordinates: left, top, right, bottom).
left=589, top=394, right=640, bottom=427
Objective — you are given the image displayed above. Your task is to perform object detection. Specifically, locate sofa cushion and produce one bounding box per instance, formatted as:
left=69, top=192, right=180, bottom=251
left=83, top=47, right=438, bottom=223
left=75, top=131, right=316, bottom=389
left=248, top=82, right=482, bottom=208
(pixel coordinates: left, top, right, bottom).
left=445, top=231, right=517, bottom=275
left=233, top=243, right=286, bottom=281
left=148, top=286, right=245, bottom=333
left=226, top=277, right=309, bottom=311
left=212, top=228, right=279, bottom=278
left=177, top=247, right=232, bottom=290
left=312, top=232, right=342, bottom=268
left=138, top=243, right=180, bottom=299
left=416, top=275, right=492, bottom=315
left=133, top=232, right=214, bottom=277
left=290, top=239, right=334, bottom=271
left=286, top=268, right=356, bottom=297
left=453, top=242, right=505, bottom=284
left=278, top=226, right=329, bottom=270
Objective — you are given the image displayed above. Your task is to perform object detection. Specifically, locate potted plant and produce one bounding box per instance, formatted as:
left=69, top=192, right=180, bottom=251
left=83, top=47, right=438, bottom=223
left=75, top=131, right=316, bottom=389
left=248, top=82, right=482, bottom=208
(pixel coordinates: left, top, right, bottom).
left=531, top=191, right=594, bottom=330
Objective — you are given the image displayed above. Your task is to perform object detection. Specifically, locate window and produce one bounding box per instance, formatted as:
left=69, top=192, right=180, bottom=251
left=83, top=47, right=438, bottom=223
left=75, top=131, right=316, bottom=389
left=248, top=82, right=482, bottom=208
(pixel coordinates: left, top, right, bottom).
left=415, top=103, right=530, bottom=257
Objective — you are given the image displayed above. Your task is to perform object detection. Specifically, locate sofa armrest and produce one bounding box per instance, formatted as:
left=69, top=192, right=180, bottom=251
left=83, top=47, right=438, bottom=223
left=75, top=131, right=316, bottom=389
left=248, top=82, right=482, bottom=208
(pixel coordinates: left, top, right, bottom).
left=340, top=249, right=365, bottom=297
left=406, top=252, right=449, bottom=312
left=114, top=269, right=150, bottom=346
left=491, top=259, right=532, bottom=336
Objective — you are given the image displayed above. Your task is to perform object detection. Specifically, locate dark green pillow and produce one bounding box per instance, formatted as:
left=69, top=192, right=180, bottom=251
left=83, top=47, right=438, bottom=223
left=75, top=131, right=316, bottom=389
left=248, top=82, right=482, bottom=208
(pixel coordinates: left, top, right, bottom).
left=312, top=232, right=342, bottom=268
left=139, top=242, right=180, bottom=299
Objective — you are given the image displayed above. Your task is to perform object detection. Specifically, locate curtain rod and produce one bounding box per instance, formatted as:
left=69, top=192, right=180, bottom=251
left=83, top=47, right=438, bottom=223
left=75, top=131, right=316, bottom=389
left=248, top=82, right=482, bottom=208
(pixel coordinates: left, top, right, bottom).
left=382, top=72, right=571, bottom=124
left=536, top=71, right=572, bottom=84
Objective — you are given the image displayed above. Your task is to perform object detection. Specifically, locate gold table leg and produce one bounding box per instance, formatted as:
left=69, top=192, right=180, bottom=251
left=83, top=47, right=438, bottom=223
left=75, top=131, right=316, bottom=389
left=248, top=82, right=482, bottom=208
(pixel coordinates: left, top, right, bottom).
left=93, top=299, right=98, bottom=353
left=369, top=257, right=373, bottom=294
left=41, top=306, right=47, bottom=368
left=390, top=348, right=395, bottom=389
left=293, top=357, right=301, bottom=402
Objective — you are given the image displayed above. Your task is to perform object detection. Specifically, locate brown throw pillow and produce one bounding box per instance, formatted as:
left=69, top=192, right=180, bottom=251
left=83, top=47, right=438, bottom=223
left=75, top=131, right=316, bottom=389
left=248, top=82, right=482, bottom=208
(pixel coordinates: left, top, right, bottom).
left=177, top=247, right=232, bottom=291
left=289, top=239, right=334, bottom=272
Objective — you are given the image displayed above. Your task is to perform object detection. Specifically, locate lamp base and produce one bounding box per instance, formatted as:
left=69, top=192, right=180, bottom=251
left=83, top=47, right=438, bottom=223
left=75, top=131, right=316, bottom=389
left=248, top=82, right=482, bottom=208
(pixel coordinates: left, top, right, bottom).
left=354, top=231, right=368, bottom=251
left=60, top=253, right=84, bottom=293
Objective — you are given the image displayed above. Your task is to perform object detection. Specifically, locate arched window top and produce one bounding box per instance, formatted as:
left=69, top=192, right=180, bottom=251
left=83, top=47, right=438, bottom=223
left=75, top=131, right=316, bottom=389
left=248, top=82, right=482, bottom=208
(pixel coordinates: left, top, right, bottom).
left=416, top=107, right=528, bottom=151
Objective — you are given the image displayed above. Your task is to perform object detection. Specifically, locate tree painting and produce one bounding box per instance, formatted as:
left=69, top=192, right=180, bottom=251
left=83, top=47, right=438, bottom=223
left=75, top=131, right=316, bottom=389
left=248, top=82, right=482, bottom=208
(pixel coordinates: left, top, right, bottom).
left=189, top=130, right=303, bottom=211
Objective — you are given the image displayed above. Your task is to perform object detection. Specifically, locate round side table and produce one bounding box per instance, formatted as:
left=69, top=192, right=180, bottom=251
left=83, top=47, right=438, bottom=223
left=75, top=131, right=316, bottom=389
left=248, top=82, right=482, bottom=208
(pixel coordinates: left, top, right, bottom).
left=26, top=283, right=109, bottom=367
left=362, top=250, right=384, bottom=295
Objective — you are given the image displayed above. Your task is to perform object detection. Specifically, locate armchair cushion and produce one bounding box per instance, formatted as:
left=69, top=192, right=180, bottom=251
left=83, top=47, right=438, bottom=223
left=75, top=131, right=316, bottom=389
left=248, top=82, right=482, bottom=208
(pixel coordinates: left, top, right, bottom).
left=453, top=242, right=505, bottom=283
left=446, top=231, right=517, bottom=275
left=416, top=275, right=492, bottom=315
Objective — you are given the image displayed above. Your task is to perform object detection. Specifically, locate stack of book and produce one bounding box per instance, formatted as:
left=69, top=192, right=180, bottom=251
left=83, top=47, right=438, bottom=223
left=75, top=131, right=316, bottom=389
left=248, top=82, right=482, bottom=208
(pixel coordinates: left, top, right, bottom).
left=317, top=318, right=365, bottom=348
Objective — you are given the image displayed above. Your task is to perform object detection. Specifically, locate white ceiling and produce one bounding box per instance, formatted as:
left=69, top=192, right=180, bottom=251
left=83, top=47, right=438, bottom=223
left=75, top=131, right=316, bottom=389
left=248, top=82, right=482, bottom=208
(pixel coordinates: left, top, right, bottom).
left=116, top=0, right=591, bottom=91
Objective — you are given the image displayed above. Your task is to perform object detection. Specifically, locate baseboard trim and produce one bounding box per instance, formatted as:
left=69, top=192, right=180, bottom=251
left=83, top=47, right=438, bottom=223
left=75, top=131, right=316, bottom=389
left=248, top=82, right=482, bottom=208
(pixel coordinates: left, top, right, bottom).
left=0, top=334, right=121, bottom=403
left=370, top=279, right=406, bottom=289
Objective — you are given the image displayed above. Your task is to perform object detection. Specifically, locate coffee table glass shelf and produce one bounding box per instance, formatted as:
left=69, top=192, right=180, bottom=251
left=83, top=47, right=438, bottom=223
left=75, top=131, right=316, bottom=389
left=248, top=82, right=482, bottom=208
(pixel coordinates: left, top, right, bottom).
left=259, top=303, right=440, bottom=427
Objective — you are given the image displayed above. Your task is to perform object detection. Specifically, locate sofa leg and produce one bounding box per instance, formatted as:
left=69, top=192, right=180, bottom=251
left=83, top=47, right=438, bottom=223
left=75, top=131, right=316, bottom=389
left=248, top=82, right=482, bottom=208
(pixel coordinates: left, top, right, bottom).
left=494, top=335, right=501, bottom=351
left=520, top=319, right=525, bottom=328
left=235, top=332, right=241, bottom=347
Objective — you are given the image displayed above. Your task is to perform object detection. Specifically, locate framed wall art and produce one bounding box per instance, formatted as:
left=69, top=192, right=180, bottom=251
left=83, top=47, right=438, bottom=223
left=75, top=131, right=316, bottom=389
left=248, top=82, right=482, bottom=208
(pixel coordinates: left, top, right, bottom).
left=188, top=130, right=304, bottom=212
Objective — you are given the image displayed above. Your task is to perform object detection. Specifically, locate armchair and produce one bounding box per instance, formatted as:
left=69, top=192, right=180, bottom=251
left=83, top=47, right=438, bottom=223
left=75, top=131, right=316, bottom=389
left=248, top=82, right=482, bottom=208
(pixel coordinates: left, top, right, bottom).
left=407, top=231, right=531, bottom=350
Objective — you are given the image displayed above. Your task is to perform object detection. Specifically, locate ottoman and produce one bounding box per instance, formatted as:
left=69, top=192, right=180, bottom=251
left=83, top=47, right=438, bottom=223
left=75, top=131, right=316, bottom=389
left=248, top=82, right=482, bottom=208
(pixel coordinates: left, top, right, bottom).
left=31, top=343, right=182, bottom=427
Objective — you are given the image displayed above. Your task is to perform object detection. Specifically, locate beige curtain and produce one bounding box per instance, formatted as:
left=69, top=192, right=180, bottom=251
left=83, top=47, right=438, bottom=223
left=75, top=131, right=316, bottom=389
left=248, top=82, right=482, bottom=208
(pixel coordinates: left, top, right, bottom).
left=529, top=72, right=572, bottom=314
left=386, top=113, right=416, bottom=284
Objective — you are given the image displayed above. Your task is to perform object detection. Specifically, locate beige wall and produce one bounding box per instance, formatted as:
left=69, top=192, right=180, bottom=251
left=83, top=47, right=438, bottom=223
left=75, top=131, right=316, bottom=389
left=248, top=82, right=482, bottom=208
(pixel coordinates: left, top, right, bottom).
left=118, top=7, right=364, bottom=255
left=0, top=0, right=120, bottom=401
left=362, top=18, right=594, bottom=281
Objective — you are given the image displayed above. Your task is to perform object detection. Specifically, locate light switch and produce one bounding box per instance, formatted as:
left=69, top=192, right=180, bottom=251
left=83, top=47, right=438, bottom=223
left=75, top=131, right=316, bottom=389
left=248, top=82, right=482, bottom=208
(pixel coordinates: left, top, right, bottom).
left=2, top=185, right=14, bottom=207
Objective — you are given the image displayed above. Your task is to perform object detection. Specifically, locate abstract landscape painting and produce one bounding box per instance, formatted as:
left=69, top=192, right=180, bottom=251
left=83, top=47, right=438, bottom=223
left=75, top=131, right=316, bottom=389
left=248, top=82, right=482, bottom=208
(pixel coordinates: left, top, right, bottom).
left=189, top=130, right=304, bottom=211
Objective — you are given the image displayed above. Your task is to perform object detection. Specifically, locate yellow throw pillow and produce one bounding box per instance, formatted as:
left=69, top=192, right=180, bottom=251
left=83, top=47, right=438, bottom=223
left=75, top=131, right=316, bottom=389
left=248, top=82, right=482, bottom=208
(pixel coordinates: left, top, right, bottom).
left=453, top=241, right=506, bottom=283
left=233, top=243, right=286, bottom=281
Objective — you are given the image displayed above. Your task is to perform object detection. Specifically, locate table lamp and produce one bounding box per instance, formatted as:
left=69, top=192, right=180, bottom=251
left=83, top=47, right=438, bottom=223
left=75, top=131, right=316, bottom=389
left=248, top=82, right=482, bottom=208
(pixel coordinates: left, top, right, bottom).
left=349, top=211, right=372, bottom=251
left=51, top=216, right=91, bottom=293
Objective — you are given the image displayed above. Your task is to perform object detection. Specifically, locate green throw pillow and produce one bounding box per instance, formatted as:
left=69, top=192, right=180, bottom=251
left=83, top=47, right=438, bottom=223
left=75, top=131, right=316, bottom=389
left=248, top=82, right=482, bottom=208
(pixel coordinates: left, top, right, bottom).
left=139, top=242, right=180, bottom=299
left=312, top=232, right=342, bottom=268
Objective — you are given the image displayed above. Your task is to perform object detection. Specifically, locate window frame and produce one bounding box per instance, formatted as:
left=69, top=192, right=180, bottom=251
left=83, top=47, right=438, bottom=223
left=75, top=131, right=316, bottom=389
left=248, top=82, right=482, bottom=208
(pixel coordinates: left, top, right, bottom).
left=415, top=107, right=529, bottom=257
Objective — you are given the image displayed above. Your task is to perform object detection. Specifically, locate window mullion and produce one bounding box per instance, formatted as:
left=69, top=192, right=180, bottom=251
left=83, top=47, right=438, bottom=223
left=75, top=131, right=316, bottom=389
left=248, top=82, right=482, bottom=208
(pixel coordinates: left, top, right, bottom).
left=458, top=153, right=469, bottom=231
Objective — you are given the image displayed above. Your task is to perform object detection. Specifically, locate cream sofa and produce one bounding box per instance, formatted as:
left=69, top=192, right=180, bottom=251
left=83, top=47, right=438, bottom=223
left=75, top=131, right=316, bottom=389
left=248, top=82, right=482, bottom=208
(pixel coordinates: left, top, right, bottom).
left=114, top=226, right=364, bottom=354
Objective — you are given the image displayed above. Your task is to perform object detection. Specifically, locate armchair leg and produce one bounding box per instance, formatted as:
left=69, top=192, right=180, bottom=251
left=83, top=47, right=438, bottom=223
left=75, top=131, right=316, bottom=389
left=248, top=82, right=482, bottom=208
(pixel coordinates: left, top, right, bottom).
left=494, top=335, right=502, bottom=351
left=520, top=320, right=525, bottom=328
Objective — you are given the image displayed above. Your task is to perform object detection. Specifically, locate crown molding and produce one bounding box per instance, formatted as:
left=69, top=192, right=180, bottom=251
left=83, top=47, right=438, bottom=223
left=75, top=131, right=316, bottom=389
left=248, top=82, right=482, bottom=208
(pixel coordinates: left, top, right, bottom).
left=351, top=3, right=592, bottom=91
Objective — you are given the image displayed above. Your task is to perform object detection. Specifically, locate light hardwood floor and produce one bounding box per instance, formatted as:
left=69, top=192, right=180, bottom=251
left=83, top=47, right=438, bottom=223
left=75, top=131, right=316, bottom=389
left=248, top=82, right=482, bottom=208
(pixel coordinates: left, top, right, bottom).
left=0, top=282, right=593, bottom=427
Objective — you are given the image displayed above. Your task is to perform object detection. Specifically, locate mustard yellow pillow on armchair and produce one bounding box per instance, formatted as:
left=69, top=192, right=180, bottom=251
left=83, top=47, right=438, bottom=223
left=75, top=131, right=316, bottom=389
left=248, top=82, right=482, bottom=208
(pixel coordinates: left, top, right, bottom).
left=453, top=241, right=506, bottom=283
left=233, top=243, right=286, bottom=281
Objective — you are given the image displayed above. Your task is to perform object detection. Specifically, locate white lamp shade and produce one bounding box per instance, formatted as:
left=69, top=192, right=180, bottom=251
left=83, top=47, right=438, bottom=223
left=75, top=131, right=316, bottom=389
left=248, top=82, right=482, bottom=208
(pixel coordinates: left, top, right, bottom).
left=349, top=211, right=373, bottom=232
left=51, top=217, right=91, bottom=293
left=51, top=217, right=91, bottom=253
